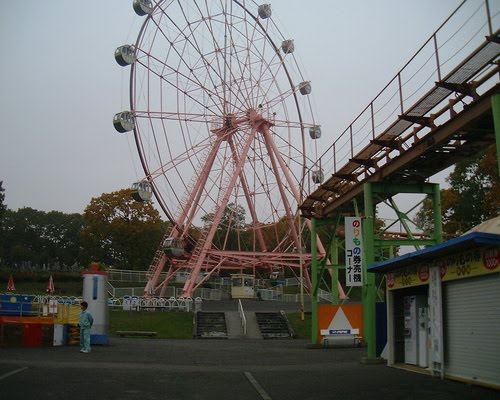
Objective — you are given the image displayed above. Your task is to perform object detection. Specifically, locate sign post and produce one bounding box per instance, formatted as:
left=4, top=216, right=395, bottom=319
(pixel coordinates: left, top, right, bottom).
left=345, top=217, right=363, bottom=287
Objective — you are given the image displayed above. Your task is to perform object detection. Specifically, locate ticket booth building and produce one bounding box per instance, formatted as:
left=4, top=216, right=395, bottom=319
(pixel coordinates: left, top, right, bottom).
left=230, top=274, right=255, bottom=299
left=369, top=231, right=500, bottom=389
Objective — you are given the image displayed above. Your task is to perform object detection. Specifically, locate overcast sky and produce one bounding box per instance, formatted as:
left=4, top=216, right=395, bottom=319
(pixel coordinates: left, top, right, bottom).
left=0, top=0, right=465, bottom=216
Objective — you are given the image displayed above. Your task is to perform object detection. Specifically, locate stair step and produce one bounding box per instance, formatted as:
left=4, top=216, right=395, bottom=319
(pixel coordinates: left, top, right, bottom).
left=196, top=312, right=228, bottom=339
left=255, top=312, right=292, bottom=339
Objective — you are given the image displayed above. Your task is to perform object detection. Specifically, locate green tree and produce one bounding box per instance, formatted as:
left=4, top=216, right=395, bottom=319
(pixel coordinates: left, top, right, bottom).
left=0, top=181, right=6, bottom=221
left=42, top=211, right=83, bottom=266
left=416, top=145, right=499, bottom=235
left=201, top=202, right=246, bottom=250
left=80, top=189, right=166, bottom=270
left=1, top=207, right=83, bottom=268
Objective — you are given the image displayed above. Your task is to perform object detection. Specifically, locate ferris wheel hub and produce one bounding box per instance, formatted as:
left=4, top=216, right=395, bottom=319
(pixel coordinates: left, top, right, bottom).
left=247, top=108, right=273, bottom=134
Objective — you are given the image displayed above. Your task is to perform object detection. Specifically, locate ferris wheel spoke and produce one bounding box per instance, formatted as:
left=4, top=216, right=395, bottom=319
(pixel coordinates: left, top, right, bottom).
left=120, top=0, right=325, bottom=298
left=135, top=49, right=225, bottom=116
left=199, top=1, right=247, bottom=114
left=142, top=11, right=234, bottom=115
left=150, top=146, right=214, bottom=182
left=224, top=4, right=273, bottom=113
left=227, top=137, right=268, bottom=251
left=175, top=7, right=230, bottom=90
left=228, top=26, right=283, bottom=113
left=134, top=110, right=215, bottom=123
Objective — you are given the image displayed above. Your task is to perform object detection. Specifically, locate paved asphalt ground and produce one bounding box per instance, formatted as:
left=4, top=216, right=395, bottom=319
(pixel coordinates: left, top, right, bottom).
left=1, top=337, right=499, bottom=400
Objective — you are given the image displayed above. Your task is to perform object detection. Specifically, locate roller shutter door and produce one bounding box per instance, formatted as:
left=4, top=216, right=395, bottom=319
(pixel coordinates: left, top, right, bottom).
left=444, top=273, right=500, bottom=388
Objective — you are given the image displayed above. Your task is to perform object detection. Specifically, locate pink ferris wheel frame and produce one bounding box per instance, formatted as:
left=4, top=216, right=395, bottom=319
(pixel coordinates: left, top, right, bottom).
left=117, top=0, right=330, bottom=297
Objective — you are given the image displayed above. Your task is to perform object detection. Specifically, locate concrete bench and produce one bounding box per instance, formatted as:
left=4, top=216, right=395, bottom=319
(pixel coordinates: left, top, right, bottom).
left=320, top=329, right=361, bottom=347
left=116, top=330, right=158, bottom=337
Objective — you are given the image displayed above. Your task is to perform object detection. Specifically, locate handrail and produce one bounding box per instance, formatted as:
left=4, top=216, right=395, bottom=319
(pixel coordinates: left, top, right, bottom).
left=238, top=299, right=247, bottom=335
left=305, top=0, right=498, bottom=191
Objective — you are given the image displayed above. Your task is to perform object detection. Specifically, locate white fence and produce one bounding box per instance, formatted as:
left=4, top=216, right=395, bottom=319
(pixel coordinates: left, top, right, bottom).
left=106, top=282, right=221, bottom=301
left=119, top=296, right=202, bottom=312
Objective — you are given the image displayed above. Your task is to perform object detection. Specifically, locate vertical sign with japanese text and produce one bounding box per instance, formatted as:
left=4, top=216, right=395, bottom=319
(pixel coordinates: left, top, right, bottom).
left=345, top=217, right=363, bottom=286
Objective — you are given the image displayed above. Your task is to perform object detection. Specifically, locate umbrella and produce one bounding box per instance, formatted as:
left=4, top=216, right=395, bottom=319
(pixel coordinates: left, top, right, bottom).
left=46, top=275, right=55, bottom=294
left=7, top=274, right=15, bottom=292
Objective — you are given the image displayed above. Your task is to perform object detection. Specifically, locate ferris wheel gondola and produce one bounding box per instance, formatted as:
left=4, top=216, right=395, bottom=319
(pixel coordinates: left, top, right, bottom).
left=130, top=181, right=153, bottom=202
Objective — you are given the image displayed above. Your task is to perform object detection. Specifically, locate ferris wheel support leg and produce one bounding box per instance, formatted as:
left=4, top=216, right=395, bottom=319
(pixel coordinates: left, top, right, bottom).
left=177, top=137, right=225, bottom=233
left=228, top=138, right=268, bottom=252
left=183, top=127, right=258, bottom=296
left=159, top=265, right=178, bottom=297
left=261, top=126, right=327, bottom=257
left=145, top=253, right=168, bottom=297
left=261, top=127, right=302, bottom=249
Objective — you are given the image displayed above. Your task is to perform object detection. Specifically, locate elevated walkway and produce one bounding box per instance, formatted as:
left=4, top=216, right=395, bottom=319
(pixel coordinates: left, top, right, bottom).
left=302, top=1, right=500, bottom=217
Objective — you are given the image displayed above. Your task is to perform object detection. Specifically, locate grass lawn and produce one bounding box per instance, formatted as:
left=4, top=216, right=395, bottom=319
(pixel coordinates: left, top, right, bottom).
left=108, top=310, right=311, bottom=340
left=286, top=312, right=312, bottom=339
left=109, top=310, right=194, bottom=339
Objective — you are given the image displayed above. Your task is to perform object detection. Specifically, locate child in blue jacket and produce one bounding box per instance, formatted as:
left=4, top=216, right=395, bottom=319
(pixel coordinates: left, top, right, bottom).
left=79, top=301, right=94, bottom=353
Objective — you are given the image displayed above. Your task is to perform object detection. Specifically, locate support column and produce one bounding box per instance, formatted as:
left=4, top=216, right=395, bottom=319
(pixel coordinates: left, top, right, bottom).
left=491, top=94, right=500, bottom=175
left=330, top=237, right=339, bottom=305
left=363, top=183, right=377, bottom=360
left=311, top=217, right=318, bottom=345
left=432, top=183, right=443, bottom=244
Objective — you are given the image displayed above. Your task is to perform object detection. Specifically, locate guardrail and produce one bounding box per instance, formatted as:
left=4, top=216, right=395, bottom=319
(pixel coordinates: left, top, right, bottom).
left=238, top=299, right=247, bottom=335
left=0, top=294, right=84, bottom=318
left=120, top=296, right=202, bottom=312
left=107, top=282, right=221, bottom=300
left=306, top=0, right=499, bottom=189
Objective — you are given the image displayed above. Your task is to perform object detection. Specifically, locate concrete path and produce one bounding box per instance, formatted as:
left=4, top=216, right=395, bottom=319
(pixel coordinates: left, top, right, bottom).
left=1, top=338, right=498, bottom=400
left=226, top=311, right=263, bottom=339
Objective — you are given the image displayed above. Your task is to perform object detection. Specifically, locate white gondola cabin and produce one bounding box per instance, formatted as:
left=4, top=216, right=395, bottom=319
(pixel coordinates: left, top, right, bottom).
left=131, top=181, right=153, bottom=202
left=113, top=111, right=135, bottom=133
left=133, top=0, right=153, bottom=16
left=309, top=125, right=321, bottom=139
left=281, top=39, right=294, bottom=54
left=162, top=238, right=186, bottom=258
left=258, top=4, right=272, bottom=19
left=312, top=169, right=324, bottom=184
left=115, top=45, right=136, bottom=66
left=299, top=81, right=311, bottom=95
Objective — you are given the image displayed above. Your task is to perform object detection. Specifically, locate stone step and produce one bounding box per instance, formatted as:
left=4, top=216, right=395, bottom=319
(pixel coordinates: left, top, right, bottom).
left=196, top=312, right=227, bottom=339
left=255, top=312, right=293, bottom=339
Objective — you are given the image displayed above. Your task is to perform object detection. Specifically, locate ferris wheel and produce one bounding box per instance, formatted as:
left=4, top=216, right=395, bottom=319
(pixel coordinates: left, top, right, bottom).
left=114, top=0, right=327, bottom=297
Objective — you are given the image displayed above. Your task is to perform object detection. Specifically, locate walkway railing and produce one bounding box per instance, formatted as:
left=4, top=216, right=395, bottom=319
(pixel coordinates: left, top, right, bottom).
left=107, top=281, right=221, bottom=301
left=304, top=0, right=499, bottom=198
left=238, top=299, right=247, bottom=335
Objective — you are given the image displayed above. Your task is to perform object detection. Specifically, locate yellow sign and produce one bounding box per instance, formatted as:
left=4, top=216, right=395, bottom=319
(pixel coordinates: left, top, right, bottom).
left=387, top=246, right=499, bottom=290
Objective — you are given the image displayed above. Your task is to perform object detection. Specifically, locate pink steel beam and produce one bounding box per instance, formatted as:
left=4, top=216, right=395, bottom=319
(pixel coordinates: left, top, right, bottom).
left=182, top=110, right=264, bottom=296
left=227, top=138, right=268, bottom=252
left=146, top=136, right=225, bottom=295
left=262, top=125, right=327, bottom=255
left=175, top=136, right=226, bottom=237
left=261, top=125, right=331, bottom=292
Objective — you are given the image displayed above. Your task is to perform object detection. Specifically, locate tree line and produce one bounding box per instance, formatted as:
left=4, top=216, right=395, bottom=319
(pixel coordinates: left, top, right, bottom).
left=0, top=186, right=166, bottom=271
left=0, top=144, right=497, bottom=271
left=415, top=144, right=499, bottom=235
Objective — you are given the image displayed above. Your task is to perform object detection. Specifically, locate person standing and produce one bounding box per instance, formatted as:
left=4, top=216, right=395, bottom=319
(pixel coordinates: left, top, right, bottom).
left=79, top=301, right=93, bottom=353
